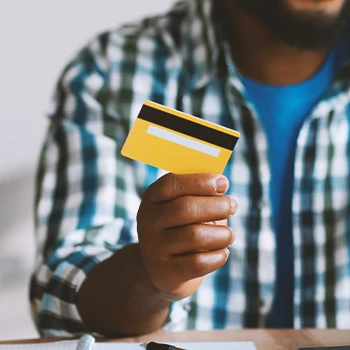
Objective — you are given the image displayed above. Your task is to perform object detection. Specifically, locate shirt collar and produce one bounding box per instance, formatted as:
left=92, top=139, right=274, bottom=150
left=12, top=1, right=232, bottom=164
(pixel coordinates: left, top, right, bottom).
left=179, top=0, right=251, bottom=97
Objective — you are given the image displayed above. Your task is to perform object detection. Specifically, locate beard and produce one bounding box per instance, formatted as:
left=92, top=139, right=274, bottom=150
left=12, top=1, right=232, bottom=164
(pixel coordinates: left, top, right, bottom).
left=236, top=0, right=350, bottom=49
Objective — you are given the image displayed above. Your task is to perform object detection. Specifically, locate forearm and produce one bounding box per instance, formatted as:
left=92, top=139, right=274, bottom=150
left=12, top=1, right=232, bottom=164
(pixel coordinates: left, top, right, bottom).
left=76, top=243, right=171, bottom=336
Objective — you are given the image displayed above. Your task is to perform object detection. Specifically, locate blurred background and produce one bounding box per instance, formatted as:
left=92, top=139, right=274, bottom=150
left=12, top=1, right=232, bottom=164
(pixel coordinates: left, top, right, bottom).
left=0, top=0, right=174, bottom=340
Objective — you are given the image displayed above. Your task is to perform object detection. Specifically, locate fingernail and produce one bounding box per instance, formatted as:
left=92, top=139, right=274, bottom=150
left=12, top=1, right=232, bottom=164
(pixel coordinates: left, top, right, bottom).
left=230, top=196, right=238, bottom=216
left=224, top=248, right=230, bottom=261
left=215, top=177, right=228, bottom=194
left=229, top=228, right=235, bottom=246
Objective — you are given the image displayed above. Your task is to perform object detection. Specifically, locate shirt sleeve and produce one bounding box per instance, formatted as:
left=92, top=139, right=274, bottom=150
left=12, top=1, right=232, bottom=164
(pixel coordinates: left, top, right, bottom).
left=30, top=34, right=141, bottom=337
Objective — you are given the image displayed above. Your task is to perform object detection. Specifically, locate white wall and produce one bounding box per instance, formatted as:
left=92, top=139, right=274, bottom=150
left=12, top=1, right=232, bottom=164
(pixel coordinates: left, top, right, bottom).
left=0, top=0, right=175, bottom=182
left=0, top=0, right=175, bottom=340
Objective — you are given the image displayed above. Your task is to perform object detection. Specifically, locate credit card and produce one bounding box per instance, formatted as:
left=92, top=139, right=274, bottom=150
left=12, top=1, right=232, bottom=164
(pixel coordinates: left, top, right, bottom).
left=121, top=101, right=240, bottom=174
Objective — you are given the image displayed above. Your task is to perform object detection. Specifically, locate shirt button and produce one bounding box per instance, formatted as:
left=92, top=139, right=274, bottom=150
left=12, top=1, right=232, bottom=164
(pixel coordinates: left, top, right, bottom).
left=216, top=69, right=228, bottom=79
left=259, top=199, right=269, bottom=210
left=257, top=298, right=264, bottom=309
left=183, top=303, right=192, bottom=311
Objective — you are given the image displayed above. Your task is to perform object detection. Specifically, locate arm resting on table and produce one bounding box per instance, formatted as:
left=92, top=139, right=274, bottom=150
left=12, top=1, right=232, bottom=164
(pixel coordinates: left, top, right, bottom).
left=77, top=243, right=170, bottom=336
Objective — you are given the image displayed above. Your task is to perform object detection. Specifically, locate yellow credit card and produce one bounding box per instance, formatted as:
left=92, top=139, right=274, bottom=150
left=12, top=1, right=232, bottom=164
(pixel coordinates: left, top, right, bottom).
left=121, top=101, right=240, bottom=174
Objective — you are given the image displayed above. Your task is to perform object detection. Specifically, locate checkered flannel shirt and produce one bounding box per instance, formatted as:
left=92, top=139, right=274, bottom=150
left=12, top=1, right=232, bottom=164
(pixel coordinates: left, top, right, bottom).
left=30, top=0, right=350, bottom=336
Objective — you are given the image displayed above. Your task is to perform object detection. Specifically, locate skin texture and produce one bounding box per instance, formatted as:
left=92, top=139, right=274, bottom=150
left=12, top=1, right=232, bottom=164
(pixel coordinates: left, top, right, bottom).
left=77, top=0, right=349, bottom=336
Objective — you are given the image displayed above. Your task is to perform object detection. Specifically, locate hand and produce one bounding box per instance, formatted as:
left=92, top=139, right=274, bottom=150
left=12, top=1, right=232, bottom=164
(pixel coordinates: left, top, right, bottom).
left=137, top=173, right=238, bottom=302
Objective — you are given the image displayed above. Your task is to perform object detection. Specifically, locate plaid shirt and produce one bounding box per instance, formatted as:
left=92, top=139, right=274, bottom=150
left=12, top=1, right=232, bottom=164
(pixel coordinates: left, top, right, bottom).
left=30, top=0, right=350, bottom=336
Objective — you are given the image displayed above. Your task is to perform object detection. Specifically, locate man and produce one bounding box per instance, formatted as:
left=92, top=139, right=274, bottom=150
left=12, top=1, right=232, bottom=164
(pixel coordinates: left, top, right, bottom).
left=30, top=0, right=350, bottom=337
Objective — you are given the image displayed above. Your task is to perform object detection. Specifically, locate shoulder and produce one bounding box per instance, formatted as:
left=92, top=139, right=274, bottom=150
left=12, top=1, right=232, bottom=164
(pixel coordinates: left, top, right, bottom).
left=86, top=1, right=189, bottom=68
left=49, top=1, right=190, bottom=124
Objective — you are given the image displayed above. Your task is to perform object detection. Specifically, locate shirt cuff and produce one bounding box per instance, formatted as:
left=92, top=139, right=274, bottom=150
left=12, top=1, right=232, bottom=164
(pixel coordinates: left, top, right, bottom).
left=162, top=297, right=192, bottom=332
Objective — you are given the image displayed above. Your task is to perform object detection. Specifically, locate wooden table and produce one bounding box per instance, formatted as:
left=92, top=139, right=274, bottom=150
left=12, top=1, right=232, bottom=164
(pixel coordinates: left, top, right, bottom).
left=1, top=330, right=350, bottom=350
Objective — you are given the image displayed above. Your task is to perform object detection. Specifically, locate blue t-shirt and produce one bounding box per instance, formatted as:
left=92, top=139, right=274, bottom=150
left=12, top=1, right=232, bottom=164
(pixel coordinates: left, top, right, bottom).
left=241, top=49, right=337, bottom=327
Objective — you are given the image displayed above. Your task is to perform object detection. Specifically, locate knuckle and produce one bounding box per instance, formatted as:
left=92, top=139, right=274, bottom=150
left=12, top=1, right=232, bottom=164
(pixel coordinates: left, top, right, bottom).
left=163, top=230, right=175, bottom=248
left=172, top=258, right=186, bottom=277
left=192, top=254, right=207, bottom=275
left=142, top=181, right=155, bottom=200
left=193, top=175, right=208, bottom=192
left=185, top=199, right=201, bottom=222
left=189, top=225, right=204, bottom=248
left=174, top=197, right=192, bottom=221
left=156, top=173, right=182, bottom=201
left=144, top=173, right=179, bottom=202
left=188, top=200, right=201, bottom=222
left=158, top=184, right=171, bottom=201
left=143, top=238, right=167, bottom=263
left=221, top=196, right=232, bottom=216
left=164, top=173, right=180, bottom=195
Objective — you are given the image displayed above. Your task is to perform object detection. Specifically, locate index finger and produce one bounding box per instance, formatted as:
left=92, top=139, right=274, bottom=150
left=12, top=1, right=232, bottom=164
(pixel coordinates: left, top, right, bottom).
left=143, top=173, right=229, bottom=204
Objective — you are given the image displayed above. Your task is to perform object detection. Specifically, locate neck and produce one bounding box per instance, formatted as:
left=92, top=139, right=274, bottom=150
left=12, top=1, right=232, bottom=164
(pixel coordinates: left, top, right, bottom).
left=222, top=1, right=330, bottom=85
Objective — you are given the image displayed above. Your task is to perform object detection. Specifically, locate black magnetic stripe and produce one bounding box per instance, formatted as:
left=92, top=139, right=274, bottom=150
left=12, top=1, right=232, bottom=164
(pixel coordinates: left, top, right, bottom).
left=138, top=105, right=238, bottom=150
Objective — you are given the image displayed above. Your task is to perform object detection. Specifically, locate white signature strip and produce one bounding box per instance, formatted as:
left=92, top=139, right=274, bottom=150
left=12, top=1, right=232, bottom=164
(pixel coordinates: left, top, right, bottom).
left=147, top=125, right=221, bottom=157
